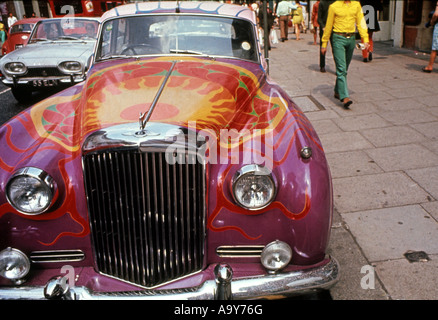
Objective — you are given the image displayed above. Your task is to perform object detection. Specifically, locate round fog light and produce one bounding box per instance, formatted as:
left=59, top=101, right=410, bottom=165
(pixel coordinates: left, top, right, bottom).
left=261, top=241, right=292, bottom=272
left=0, top=248, right=30, bottom=281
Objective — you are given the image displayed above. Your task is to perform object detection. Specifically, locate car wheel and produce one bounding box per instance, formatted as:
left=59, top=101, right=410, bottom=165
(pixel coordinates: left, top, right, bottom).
left=11, top=87, right=34, bottom=103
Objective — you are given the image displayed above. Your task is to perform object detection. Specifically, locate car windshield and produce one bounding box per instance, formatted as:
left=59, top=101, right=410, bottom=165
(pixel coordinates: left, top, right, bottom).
left=10, top=23, right=34, bottom=34
left=95, top=15, right=258, bottom=62
left=29, top=19, right=99, bottom=42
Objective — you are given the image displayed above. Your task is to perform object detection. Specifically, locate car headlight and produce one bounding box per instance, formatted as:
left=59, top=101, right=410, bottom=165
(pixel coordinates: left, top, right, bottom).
left=0, top=248, right=30, bottom=282
left=261, top=240, right=292, bottom=273
left=232, top=164, right=276, bottom=210
left=4, top=62, right=27, bottom=75
left=58, top=61, right=82, bottom=74
left=6, top=167, right=56, bottom=215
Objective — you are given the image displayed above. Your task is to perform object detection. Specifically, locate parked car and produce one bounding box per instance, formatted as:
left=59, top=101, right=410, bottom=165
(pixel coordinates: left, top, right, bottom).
left=0, top=17, right=100, bottom=103
left=1, top=18, right=46, bottom=56
left=0, top=2, right=338, bottom=300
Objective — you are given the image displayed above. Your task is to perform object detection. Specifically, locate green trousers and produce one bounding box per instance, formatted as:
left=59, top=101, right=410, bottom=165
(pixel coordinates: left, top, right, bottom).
left=331, top=33, right=356, bottom=101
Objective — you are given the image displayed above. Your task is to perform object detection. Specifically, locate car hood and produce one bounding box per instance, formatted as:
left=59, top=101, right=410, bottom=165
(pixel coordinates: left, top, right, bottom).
left=1, top=41, right=95, bottom=63
left=13, top=56, right=297, bottom=155
left=7, top=32, right=31, bottom=44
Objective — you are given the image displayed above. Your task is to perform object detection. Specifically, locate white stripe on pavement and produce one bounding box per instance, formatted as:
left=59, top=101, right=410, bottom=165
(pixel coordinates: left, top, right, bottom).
left=0, top=88, right=11, bottom=95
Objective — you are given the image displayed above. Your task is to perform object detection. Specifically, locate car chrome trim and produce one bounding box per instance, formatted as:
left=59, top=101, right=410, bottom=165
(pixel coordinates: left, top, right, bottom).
left=29, top=250, right=85, bottom=263
left=216, top=245, right=265, bottom=258
left=0, top=257, right=339, bottom=300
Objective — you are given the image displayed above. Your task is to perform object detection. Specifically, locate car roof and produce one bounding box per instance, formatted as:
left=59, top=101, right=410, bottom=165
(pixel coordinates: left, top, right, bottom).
left=101, top=1, right=256, bottom=24
left=11, top=18, right=46, bottom=25
left=37, top=17, right=101, bottom=23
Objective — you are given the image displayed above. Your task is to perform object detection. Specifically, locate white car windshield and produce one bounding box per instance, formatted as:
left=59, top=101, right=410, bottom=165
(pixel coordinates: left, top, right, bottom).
left=29, top=19, right=99, bottom=42
left=96, top=15, right=258, bottom=62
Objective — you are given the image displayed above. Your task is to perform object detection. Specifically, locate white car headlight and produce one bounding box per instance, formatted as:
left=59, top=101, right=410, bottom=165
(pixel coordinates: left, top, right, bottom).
left=232, top=164, right=276, bottom=210
left=0, top=248, right=30, bottom=282
left=58, top=61, right=82, bottom=74
left=261, top=240, right=292, bottom=272
left=6, top=167, right=56, bottom=215
left=4, top=62, right=27, bottom=75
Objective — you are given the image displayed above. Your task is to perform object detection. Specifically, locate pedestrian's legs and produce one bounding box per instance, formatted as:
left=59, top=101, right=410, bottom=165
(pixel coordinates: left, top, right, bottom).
left=362, top=31, right=374, bottom=61
left=332, top=34, right=355, bottom=102
left=279, top=16, right=288, bottom=41
left=319, top=28, right=326, bottom=72
left=423, top=24, right=438, bottom=72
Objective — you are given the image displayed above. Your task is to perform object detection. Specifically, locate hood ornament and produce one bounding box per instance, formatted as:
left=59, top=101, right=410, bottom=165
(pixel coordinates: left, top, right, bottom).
left=136, top=60, right=177, bottom=136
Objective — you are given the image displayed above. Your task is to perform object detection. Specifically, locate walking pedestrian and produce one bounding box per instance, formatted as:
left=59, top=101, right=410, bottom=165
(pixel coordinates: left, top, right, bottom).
left=321, top=0, right=369, bottom=109
left=7, top=13, right=17, bottom=30
left=258, top=5, right=275, bottom=50
left=317, top=0, right=335, bottom=72
left=276, top=1, right=297, bottom=42
left=0, top=23, right=6, bottom=51
left=423, top=1, right=438, bottom=73
left=360, top=0, right=383, bottom=62
left=311, top=0, right=320, bottom=45
left=292, top=3, right=304, bottom=40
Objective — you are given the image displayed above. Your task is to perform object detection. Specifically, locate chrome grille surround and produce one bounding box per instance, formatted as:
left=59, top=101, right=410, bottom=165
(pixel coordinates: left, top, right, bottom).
left=82, top=123, right=207, bottom=288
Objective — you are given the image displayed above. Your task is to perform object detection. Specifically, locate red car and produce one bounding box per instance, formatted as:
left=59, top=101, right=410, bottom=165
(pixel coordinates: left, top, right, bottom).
left=1, top=18, right=45, bottom=56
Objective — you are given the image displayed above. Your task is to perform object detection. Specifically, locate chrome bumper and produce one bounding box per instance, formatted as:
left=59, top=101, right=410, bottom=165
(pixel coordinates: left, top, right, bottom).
left=0, top=257, right=339, bottom=300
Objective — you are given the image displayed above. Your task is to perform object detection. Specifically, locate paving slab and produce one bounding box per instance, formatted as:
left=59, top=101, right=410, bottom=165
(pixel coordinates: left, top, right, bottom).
left=374, top=256, right=438, bottom=300
left=406, top=167, right=438, bottom=200
left=326, top=151, right=383, bottom=179
left=365, top=144, right=438, bottom=172
left=360, top=126, right=427, bottom=147
left=332, top=172, right=431, bottom=213
left=341, top=205, right=438, bottom=261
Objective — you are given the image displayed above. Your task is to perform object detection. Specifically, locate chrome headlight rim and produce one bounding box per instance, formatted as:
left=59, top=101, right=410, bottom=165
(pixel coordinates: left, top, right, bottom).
left=0, top=247, right=31, bottom=281
left=260, top=240, right=293, bottom=272
left=231, top=164, right=277, bottom=211
left=58, top=60, right=83, bottom=74
left=4, top=62, right=28, bottom=75
left=6, top=167, right=56, bottom=215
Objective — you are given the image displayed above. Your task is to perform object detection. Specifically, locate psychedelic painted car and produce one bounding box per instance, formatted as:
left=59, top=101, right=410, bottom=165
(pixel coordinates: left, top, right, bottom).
left=0, top=2, right=338, bottom=300
left=0, top=17, right=100, bottom=103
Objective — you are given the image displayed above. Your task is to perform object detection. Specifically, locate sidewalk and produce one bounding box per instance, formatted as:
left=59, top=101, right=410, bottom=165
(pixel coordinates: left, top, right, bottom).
left=267, top=29, right=438, bottom=300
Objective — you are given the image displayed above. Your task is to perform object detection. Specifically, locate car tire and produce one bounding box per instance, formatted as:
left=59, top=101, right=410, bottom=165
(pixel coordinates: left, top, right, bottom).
left=11, top=87, right=33, bottom=103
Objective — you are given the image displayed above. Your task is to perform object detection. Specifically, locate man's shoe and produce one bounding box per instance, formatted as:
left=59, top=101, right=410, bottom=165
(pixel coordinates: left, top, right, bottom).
left=342, top=98, right=353, bottom=109
left=363, top=58, right=368, bottom=63
left=320, top=67, right=326, bottom=73
left=334, top=92, right=340, bottom=100
left=369, top=52, right=373, bottom=61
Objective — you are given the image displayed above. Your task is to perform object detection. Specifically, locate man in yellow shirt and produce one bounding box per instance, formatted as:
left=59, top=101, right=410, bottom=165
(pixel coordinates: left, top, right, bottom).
left=321, top=0, right=369, bottom=108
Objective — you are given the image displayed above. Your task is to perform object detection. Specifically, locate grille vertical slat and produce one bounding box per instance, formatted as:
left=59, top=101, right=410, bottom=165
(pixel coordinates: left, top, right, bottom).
left=84, top=149, right=205, bottom=288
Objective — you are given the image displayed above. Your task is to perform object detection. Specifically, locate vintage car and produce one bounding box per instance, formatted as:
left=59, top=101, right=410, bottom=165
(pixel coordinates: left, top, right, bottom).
left=1, top=18, right=46, bottom=56
left=0, top=2, right=338, bottom=300
left=0, top=17, right=100, bottom=103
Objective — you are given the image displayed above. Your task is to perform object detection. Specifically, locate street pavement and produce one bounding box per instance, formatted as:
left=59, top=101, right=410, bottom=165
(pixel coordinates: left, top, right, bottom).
left=267, top=29, right=438, bottom=300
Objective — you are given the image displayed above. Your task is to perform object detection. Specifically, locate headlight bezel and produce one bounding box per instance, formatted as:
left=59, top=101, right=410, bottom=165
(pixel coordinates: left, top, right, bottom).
left=4, top=62, right=27, bottom=75
left=231, top=164, right=277, bottom=211
left=5, top=167, right=56, bottom=215
left=58, top=60, right=83, bottom=74
left=0, top=247, right=31, bottom=282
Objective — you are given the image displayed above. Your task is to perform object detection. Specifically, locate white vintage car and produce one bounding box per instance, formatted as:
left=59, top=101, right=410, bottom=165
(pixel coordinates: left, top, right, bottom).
left=0, top=17, right=100, bottom=103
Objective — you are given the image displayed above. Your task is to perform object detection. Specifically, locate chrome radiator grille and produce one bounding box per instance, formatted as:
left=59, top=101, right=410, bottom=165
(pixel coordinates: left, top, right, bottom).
left=83, top=150, right=206, bottom=288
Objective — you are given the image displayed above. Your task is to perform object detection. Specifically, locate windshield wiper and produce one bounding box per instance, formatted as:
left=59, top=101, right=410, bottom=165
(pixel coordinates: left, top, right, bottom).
left=99, top=54, right=135, bottom=61
left=57, top=36, right=81, bottom=40
left=170, top=49, right=204, bottom=55
left=31, top=38, right=49, bottom=42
